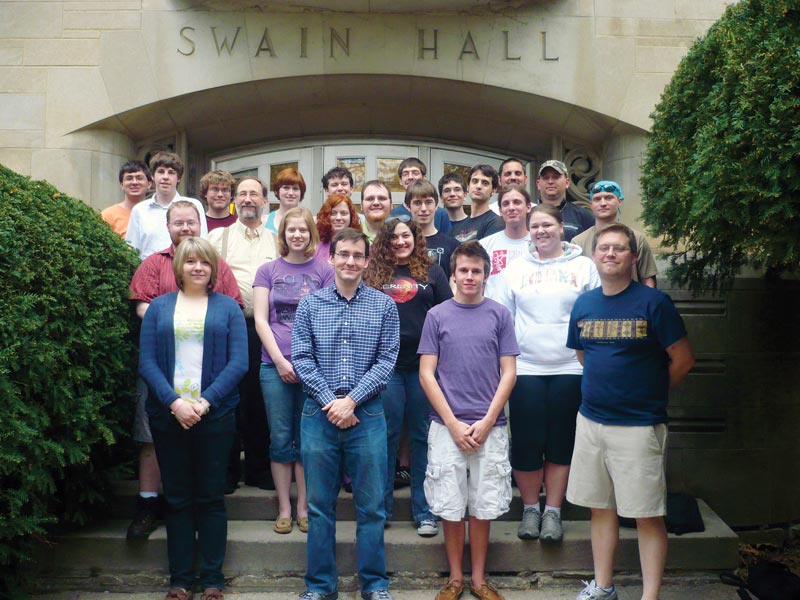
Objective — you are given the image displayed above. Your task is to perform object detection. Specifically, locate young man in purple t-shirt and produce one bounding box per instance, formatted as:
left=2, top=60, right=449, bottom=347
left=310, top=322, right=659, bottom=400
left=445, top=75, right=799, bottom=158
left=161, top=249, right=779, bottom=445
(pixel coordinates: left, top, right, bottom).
left=418, top=241, right=519, bottom=600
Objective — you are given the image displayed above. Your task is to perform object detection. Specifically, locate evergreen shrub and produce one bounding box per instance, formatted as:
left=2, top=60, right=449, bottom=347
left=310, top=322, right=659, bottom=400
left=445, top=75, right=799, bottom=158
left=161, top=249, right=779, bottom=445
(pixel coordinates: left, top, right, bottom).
left=0, top=163, right=140, bottom=592
left=641, top=0, right=800, bottom=292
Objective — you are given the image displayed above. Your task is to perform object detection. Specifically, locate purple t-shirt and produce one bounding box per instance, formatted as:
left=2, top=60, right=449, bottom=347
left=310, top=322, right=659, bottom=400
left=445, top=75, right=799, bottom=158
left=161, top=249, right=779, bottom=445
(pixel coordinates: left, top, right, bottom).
left=253, top=256, right=334, bottom=363
left=417, top=298, right=519, bottom=427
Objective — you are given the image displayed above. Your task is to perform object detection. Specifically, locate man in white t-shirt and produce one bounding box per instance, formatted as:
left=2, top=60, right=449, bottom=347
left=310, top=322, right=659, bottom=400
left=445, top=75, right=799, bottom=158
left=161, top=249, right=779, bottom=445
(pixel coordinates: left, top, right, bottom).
left=481, top=185, right=532, bottom=298
left=126, top=151, right=207, bottom=258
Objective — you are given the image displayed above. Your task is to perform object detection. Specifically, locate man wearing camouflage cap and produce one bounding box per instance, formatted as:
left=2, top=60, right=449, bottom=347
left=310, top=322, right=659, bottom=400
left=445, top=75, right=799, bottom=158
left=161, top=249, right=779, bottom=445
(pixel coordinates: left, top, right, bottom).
left=535, top=160, right=594, bottom=242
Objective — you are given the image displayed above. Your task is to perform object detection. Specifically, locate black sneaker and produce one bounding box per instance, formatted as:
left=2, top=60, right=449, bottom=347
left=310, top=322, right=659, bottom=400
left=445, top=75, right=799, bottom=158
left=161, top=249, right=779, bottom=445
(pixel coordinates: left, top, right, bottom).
left=393, top=467, right=411, bottom=489
left=126, top=496, right=161, bottom=540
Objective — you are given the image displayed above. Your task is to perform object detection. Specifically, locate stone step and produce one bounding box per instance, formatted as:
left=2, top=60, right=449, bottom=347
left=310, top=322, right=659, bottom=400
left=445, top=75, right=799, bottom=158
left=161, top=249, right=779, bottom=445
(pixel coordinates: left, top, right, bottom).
left=111, top=480, right=593, bottom=522
left=35, top=500, right=737, bottom=591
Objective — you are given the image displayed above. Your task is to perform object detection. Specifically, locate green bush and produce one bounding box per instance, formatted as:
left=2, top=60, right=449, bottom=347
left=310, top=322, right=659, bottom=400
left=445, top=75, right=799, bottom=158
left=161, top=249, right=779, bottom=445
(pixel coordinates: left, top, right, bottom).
left=0, top=163, right=140, bottom=593
left=641, top=0, right=800, bottom=292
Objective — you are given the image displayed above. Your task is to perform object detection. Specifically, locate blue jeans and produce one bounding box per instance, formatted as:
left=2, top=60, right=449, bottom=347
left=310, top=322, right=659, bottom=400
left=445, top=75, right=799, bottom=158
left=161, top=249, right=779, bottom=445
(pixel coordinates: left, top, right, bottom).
left=383, top=368, right=434, bottom=524
left=260, top=362, right=304, bottom=463
left=150, top=411, right=235, bottom=590
left=301, top=396, right=389, bottom=595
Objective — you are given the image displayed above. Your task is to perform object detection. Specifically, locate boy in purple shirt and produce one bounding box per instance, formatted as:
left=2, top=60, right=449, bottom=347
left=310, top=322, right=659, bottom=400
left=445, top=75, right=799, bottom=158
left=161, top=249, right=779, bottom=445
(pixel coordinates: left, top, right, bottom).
left=418, top=241, right=519, bottom=600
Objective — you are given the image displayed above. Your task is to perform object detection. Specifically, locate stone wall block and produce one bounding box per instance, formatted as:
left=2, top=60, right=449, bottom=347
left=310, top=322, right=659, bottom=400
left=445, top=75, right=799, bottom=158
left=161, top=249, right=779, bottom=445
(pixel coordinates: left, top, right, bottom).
left=64, top=10, right=141, bottom=30
left=0, top=3, right=63, bottom=39
left=24, top=40, right=100, bottom=66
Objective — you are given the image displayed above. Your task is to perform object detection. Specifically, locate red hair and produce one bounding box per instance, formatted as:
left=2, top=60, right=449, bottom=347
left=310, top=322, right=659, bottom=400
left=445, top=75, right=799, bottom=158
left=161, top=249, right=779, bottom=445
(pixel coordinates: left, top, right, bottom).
left=316, top=194, right=361, bottom=243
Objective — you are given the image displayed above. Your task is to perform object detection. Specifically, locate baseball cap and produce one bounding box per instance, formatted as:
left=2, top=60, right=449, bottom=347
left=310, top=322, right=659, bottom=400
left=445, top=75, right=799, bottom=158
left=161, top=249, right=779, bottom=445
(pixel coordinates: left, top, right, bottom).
left=537, top=160, right=568, bottom=177
left=590, top=180, right=624, bottom=200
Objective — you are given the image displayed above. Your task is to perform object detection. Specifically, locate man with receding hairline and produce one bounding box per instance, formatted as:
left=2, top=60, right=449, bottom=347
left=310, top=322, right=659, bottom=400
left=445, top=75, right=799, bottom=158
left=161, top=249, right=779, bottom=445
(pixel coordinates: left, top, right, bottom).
left=566, top=224, right=694, bottom=600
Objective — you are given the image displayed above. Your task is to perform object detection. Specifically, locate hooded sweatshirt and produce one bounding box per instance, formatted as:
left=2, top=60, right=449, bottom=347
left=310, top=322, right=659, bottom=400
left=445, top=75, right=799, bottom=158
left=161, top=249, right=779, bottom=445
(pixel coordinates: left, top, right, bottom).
left=493, top=242, right=600, bottom=375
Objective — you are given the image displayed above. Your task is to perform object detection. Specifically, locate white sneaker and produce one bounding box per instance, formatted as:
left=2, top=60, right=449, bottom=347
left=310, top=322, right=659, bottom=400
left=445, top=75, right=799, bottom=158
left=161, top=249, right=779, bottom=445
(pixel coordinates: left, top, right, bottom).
left=416, top=519, right=439, bottom=537
left=576, top=580, right=617, bottom=600
left=540, top=509, right=563, bottom=542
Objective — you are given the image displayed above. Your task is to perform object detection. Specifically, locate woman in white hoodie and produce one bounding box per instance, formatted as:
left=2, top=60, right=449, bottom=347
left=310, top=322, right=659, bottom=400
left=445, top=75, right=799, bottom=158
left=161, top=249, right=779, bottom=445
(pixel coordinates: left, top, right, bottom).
left=493, top=203, right=599, bottom=543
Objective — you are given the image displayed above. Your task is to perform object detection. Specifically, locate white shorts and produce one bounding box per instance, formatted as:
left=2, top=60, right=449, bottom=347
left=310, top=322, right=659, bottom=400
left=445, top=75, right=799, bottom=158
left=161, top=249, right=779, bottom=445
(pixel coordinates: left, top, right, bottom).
left=567, top=413, right=668, bottom=518
left=424, top=420, right=512, bottom=522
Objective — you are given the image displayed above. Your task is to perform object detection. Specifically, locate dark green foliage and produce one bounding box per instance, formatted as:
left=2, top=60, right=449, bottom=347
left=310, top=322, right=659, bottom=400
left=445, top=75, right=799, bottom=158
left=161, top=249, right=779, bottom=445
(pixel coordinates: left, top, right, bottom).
left=0, top=163, right=140, bottom=592
left=641, top=0, right=800, bottom=292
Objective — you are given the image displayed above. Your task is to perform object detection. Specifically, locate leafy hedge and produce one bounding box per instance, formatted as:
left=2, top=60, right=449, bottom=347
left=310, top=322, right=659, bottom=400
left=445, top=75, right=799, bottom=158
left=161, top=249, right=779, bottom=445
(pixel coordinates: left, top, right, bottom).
left=641, top=0, right=800, bottom=292
left=0, top=163, right=140, bottom=593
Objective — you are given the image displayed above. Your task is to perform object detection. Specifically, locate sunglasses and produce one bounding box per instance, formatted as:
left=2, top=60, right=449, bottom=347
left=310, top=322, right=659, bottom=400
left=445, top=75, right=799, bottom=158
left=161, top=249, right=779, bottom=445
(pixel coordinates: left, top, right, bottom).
left=385, top=214, right=412, bottom=225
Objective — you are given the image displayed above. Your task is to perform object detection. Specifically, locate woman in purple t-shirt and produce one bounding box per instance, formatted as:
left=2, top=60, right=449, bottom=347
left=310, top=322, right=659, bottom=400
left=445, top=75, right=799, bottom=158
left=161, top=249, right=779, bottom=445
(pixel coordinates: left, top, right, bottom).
left=253, top=207, right=334, bottom=535
left=364, top=216, right=452, bottom=537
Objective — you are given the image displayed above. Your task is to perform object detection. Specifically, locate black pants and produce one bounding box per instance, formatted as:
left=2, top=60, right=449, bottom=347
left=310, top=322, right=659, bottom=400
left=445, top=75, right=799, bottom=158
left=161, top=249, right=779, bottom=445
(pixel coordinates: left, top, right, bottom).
left=227, top=317, right=271, bottom=484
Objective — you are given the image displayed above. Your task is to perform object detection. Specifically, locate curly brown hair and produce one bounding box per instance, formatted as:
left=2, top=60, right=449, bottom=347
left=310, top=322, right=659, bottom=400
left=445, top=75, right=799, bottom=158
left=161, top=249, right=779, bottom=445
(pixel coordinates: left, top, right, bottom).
left=316, top=194, right=361, bottom=243
left=364, top=217, right=432, bottom=289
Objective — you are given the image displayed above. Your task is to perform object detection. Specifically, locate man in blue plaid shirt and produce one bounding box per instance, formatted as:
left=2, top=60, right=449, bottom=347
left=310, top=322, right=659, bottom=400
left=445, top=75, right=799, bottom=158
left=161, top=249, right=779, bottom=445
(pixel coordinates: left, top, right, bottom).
left=292, top=227, right=400, bottom=600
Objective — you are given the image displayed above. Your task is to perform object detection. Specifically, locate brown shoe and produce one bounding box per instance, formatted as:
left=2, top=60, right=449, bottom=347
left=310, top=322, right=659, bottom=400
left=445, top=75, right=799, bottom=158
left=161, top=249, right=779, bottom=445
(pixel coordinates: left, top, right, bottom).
left=165, top=588, right=193, bottom=600
left=436, top=580, right=464, bottom=600
left=469, top=581, right=503, bottom=600
left=274, top=516, right=293, bottom=534
left=297, top=516, right=309, bottom=533
left=201, top=589, right=224, bottom=600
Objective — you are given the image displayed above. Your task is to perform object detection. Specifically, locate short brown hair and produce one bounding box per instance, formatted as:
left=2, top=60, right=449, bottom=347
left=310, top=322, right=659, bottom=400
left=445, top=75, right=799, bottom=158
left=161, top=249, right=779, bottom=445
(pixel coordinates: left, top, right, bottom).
left=450, top=240, right=490, bottom=278
left=149, top=151, right=184, bottom=178
left=199, top=170, right=235, bottom=199
left=593, top=223, right=638, bottom=254
left=404, top=180, right=439, bottom=206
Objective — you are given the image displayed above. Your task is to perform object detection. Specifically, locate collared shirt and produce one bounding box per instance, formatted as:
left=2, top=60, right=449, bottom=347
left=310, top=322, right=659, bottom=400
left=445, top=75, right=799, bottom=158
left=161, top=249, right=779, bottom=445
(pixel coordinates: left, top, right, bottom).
left=291, top=282, right=399, bottom=407
left=129, top=245, right=244, bottom=308
left=207, top=219, right=278, bottom=317
left=125, top=193, right=208, bottom=258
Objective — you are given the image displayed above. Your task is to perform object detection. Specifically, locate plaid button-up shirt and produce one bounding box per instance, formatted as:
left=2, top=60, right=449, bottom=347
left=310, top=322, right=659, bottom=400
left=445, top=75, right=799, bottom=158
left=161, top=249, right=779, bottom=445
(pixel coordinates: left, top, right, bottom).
left=292, top=282, right=399, bottom=407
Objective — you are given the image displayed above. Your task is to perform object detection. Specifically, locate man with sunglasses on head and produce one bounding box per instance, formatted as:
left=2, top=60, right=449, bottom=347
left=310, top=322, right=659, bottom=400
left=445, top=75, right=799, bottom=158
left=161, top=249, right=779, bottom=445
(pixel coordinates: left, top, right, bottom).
left=535, top=159, right=593, bottom=242
left=572, top=181, right=658, bottom=288
left=566, top=224, right=694, bottom=600
left=292, top=227, right=400, bottom=600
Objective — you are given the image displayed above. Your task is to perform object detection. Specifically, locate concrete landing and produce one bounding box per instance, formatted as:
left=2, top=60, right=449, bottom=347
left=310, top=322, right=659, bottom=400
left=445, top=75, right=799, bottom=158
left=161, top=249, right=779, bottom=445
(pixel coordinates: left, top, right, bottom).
left=33, top=500, right=737, bottom=591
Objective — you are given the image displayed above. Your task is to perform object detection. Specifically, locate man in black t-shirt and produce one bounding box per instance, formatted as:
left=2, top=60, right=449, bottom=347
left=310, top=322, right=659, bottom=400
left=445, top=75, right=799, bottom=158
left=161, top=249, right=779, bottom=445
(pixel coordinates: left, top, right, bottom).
left=405, top=180, right=459, bottom=279
left=449, top=164, right=504, bottom=243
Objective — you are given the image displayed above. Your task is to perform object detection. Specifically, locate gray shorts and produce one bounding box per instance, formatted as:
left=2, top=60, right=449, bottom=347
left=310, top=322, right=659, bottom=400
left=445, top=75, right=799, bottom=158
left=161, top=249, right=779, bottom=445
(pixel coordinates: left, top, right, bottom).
left=132, top=376, right=153, bottom=444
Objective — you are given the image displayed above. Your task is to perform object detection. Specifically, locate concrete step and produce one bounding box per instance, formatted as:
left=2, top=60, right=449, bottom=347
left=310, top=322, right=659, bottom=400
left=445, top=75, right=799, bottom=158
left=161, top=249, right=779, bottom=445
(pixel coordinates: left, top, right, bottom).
left=111, top=480, right=593, bottom=522
left=35, top=500, right=738, bottom=590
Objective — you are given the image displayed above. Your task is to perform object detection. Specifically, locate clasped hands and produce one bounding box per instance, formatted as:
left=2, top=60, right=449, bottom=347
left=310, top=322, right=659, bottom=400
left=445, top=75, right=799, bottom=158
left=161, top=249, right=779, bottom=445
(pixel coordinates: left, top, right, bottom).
left=170, top=397, right=210, bottom=430
left=446, top=417, right=493, bottom=452
left=322, top=396, right=360, bottom=429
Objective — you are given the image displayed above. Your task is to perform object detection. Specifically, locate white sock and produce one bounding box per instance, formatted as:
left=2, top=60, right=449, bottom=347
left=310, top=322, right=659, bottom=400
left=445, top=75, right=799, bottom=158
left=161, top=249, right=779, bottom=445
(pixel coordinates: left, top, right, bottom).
left=544, top=505, right=561, bottom=516
left=140, top=491, right=159, bottom=499
left=523, top=503, right=541, bottom=513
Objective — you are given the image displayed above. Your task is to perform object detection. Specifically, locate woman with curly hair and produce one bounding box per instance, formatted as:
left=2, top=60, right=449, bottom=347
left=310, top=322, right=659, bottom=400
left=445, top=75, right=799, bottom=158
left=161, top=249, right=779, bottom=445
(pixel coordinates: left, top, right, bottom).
left=364, top=216, right=452, bottom=537
left=315, top=193, right=361, bottom=259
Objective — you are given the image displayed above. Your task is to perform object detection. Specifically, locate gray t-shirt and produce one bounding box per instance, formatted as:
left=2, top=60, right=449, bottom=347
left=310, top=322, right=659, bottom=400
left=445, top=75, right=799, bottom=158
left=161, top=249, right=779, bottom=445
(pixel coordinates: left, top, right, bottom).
left=418, top=298, right=519, bottom=427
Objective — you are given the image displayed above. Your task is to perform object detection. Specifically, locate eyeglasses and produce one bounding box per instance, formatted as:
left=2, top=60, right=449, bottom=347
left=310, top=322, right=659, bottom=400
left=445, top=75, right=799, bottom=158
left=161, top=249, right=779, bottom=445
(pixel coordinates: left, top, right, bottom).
left=170, top=220, right=198, bottom=228
left=596, top=244, right=630, bottom=254
left=334, top=251, right=367, bottom=262
left=385, top=215, right=411, bottom=225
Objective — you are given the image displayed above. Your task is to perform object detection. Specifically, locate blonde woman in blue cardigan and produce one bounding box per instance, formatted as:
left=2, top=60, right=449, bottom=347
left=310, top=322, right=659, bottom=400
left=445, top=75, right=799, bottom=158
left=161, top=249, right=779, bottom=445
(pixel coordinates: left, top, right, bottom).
left=139, top=237, right=248, bottom=600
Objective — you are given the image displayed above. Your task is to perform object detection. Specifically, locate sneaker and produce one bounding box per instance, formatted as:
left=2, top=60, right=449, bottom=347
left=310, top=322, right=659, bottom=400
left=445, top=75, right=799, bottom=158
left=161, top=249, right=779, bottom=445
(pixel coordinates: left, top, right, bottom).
left=393, top=467, right=411, bottom=489
left=469, top=581, right=503, bottom=600
left=416, top=519, right=439, bottom=537
left=165, top=588, right=193, bottom=600
left=540, top=509, right=563, bottom=542
left=576, top=580, right=617, bottom=600
left=201, top=589, right=224, bottom=600
left=517, top=506, right=541, bottom=539
left=299, top=591, right=338, bottom=600
left=127, top=496, right=161, bottom=540
left=435, top=580, right=464, bottom=600
left=361, top=590, right=393, bottom=600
